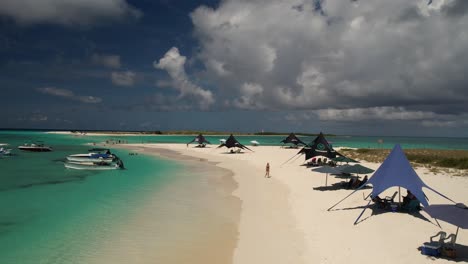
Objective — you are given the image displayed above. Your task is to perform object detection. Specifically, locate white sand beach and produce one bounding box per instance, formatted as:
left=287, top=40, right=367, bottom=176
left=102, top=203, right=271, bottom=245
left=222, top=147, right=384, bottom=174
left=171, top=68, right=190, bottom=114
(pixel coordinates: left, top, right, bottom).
left=111, top=143, right=467, bottom=263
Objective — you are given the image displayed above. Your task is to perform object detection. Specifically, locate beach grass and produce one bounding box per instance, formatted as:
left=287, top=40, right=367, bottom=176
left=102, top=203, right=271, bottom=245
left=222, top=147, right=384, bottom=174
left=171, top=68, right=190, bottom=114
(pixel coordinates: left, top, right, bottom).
left=341, top=148, right=468, bottom=171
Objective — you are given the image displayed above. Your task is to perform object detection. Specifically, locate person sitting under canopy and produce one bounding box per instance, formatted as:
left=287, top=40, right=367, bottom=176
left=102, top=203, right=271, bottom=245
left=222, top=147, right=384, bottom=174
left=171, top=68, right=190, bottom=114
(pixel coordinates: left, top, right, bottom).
left=372, top=195, right=386, bottom=209
left=401, top=190, right=421, bottom=212
left=346, top=175, right=368, bottom=189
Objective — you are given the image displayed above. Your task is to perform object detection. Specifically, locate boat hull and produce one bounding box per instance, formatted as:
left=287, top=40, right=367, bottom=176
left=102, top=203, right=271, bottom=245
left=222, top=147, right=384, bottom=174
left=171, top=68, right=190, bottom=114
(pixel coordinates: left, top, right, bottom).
left=0, top=149, right=12, bottom=156
left=66, top=156, right=114, bottom=163
left=18, top=146, right=52, bottom=152
left=64, top=162, right=121, bottom=170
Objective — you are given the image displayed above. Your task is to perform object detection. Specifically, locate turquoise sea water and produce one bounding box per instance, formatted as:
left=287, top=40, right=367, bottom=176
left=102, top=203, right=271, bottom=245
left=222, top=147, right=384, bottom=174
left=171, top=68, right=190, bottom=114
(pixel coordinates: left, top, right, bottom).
left=1, top=130, right=468, bottom=262
left=0, top=131, right=182, bottom=263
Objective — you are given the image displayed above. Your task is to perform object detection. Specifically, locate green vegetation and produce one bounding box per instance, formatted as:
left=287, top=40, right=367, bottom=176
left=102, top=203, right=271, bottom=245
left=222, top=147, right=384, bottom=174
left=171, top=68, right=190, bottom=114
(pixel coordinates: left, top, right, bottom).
left=341, top=148, right=468, bottom=171
left=72, top=130, right=336, bottom=136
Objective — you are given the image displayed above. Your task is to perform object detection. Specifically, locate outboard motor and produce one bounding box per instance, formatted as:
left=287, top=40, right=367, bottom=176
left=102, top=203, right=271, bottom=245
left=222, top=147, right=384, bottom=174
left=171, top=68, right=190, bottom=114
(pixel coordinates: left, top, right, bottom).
left=116, top=158, right=125, bottom=169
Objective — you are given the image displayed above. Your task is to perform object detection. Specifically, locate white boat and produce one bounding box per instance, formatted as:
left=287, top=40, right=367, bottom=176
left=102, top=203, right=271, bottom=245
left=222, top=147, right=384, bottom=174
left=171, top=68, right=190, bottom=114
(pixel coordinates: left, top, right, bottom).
left=18, top=142, right=52, bottom=152
left=64, top=161, right=122, bottom=170
left=0, top=144, right=12, bottom=156
left=220, top=139, right=226, bottom=144
left=66, top=148, right=115, bottom=163
left=250, top=140, right=260, bottom=146
left=64, top=148, right=124, bottom=170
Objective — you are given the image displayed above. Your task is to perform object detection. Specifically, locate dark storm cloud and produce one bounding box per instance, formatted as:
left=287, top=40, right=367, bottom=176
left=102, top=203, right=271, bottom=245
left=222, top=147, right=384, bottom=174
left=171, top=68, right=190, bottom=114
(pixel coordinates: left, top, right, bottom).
left=0, top=0, right=142, bottom=26
left=441, top=0, right=468, bottom=18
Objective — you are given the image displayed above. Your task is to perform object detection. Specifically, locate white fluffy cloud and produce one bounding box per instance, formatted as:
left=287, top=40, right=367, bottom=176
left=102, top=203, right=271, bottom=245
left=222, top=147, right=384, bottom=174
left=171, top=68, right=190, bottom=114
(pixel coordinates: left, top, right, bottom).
left=185, top=0, right=468, bottom=125
left=92, top=53, right=121, bottom=69
left=111, top=71, right=136, bottom=86
left=37, top=87, right=102, bottom=103
left=233, top=82, right=265, bottom=109
left=154, top=47, right=214, bottom=110
left=316, top=107, right=441, bottom=121
left=0, top=0, right=142, bottom=26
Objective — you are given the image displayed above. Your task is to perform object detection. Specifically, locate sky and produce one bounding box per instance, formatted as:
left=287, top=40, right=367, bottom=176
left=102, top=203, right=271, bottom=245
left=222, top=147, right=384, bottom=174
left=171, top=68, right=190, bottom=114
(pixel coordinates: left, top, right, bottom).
left=1, top=0, right=468, bottom=137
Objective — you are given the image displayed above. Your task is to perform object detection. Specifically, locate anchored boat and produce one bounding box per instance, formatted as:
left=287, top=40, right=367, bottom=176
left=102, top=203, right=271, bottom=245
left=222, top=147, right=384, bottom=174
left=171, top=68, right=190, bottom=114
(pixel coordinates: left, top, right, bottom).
left=0, top=144, right=12, bottom=156
left=66, top=148, right=115, bottom=164
left=18, top=142, right=52, bottom=152
left=64, top=160, right=124, bottom=170
left=64, top=149, right=124, bottom=170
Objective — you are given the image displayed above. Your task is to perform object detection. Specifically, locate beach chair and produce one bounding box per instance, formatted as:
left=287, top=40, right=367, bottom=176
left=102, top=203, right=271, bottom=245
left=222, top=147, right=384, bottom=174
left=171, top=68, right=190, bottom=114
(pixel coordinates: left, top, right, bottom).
left=441, top=233, right=458, bottom=258
left=428, top=231, right=447, bottom=245
left=422, top=231, right=447, bottom=256
left=383, top=191, right=398, bottom=207
left=443, top=233, right=457, bottom=248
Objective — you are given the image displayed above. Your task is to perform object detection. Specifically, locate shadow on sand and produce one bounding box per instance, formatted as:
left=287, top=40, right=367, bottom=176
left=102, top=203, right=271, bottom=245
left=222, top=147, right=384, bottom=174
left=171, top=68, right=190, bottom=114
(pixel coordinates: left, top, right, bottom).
left=330, top=204, right=434, bottom=225
left=221, top=152, right=246, bottom=155
left=417, top=244, right=468, bottom=262
left=313, top=182, right=372, bottom=191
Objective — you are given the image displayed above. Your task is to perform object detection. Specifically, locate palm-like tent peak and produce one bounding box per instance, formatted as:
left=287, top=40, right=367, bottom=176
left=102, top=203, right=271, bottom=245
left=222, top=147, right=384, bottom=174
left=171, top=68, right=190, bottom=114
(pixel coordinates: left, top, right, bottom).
left=187, top=134, right=211, bottom=147
left=298, top=132, right=338, bottom=160
left=281, top=133, right=306, bottom=146
left=217, top=134, right=252, bottom=151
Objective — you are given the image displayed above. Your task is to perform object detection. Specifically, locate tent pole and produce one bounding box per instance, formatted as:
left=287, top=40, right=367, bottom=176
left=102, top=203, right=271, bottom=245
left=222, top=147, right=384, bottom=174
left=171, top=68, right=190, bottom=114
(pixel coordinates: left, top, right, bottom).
left=291, top=154, right=302, bottom=163
left=325, top=173, right=328, bottom=187
left=280, top=154, right=300, bottom=167
left=456, top=226, right=459, bottom=237
left=354, top=200, right=372, bottom=225
left=426, top=186, right=456, bottom=204
left=364, top=192, right=372, bottom=200
left=328, top=189, right=360, bottom=211
left=399, top=187, right=401, bottom=204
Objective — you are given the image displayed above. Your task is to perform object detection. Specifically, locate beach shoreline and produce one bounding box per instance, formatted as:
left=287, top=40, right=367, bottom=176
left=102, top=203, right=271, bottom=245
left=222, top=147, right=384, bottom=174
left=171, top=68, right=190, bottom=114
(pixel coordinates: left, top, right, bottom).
left=117, top=143, right=305, bottom=264
left=100, top=143, right=468, bottom=264
left=82, top=144, right=242, bottom=264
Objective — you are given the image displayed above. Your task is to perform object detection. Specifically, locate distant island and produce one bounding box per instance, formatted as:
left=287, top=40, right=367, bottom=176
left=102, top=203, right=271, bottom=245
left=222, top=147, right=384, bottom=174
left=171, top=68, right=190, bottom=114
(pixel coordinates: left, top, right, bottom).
left=68, top=130, right=336, bottom=137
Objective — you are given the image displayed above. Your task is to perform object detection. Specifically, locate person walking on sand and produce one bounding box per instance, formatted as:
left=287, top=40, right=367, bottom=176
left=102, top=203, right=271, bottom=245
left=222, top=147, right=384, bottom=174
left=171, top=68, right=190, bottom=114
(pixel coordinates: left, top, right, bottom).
left=265, top=162, right=270, bottom=178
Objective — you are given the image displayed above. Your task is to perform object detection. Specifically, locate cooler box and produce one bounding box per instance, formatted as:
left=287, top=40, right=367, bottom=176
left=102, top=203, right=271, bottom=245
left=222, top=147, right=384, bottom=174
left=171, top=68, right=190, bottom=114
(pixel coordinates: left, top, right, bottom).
left=421, top=244, right=441, bottom=257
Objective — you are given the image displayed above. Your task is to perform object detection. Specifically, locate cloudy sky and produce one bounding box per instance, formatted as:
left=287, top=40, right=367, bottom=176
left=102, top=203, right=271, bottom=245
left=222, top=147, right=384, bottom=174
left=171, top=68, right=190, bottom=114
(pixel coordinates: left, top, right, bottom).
left=1, top=0, right=468, bottom=137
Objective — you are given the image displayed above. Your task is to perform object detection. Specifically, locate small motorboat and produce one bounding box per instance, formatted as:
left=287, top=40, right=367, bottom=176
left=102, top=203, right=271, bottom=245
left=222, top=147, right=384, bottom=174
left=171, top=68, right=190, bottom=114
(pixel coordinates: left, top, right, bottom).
left=64, top=154, right=124, bottom=170
left=18, top=142, right=52, bottom=152
left=0, top=144, right=12, bottom=156
left=219, top=139, right=226, bottom=144
left=250, top=140, right=260, bottom=146
left=66, top=148, right=115, bottom=163
left=64, top=161, right=123, bottom=170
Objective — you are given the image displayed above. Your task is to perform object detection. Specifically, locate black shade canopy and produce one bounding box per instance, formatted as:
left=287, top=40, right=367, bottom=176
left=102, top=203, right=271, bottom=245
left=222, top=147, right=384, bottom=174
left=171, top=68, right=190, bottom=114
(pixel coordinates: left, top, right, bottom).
left=281, top=133, right=306, bottom=146
left=298, top=132, right=338, bottom=159
left=217, top=134, right=252, bottom=151
left=187, top=134, right=211, bottom=146
left=332, top=155, right=359, bottom=163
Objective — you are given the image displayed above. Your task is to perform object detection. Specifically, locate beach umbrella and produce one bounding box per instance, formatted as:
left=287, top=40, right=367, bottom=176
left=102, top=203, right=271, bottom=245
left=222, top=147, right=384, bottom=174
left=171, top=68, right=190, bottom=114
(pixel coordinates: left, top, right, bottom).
left=341, top=164, right=374, bottom=175
left=424, top=203, right=468, bottom=239
left=312, top=166, right=342, bottom=186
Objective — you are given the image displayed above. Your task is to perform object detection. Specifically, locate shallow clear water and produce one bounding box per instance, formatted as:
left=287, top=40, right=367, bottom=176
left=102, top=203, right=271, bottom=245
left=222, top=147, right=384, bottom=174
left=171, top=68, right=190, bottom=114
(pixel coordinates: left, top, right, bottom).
left=0, top=131, right=181, bottom=263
